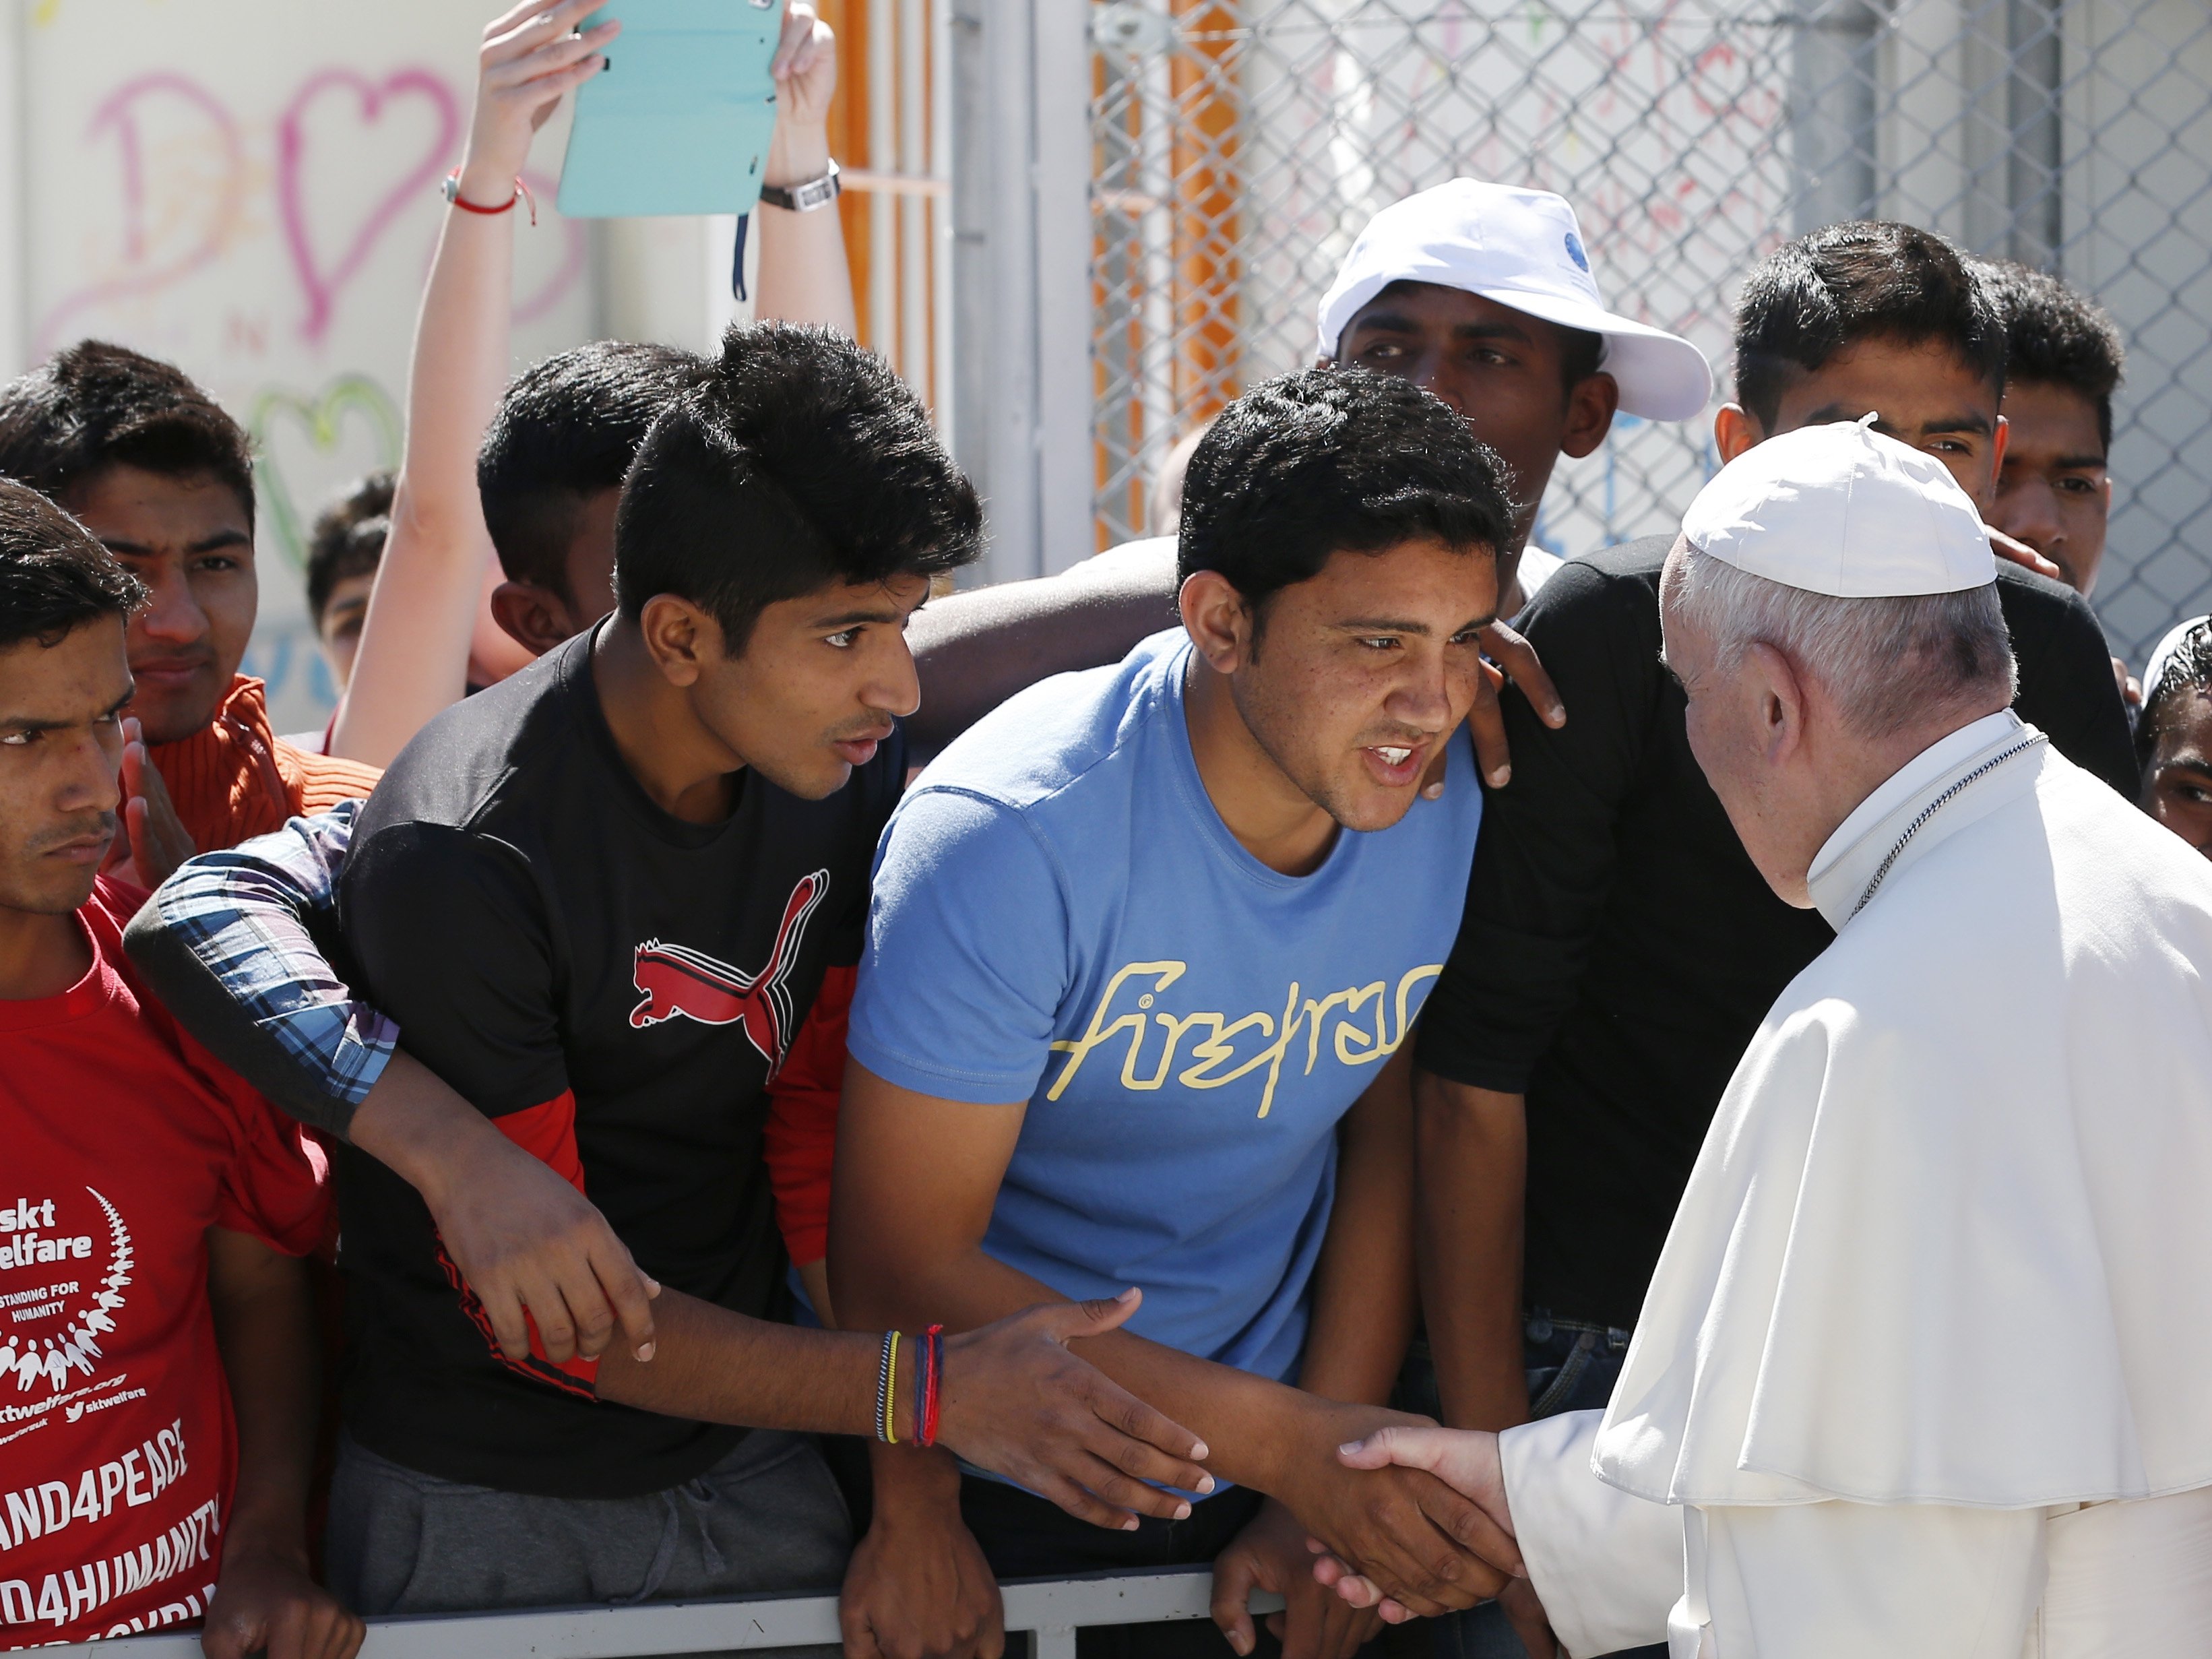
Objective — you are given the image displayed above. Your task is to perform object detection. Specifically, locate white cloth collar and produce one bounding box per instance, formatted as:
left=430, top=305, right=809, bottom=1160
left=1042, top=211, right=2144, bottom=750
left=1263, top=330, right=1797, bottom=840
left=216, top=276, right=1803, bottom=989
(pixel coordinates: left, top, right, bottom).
left=1804, top=710, right=2035, bottom=931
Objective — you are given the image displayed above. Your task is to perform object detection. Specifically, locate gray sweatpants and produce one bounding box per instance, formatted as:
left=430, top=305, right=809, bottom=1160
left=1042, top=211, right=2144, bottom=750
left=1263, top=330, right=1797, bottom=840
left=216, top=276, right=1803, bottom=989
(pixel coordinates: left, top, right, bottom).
left=326, top=1431, right=850, bottom=1656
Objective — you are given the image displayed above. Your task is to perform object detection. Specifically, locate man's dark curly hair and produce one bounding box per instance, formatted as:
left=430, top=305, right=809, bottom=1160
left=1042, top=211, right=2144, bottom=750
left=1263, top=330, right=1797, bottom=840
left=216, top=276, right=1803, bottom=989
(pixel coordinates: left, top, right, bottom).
left=478, top=340, right=711, bottom=600
left=0, top=479, right=147, bottom=653
left=1733, top=223, right=2005, bottom=432
left=0, top=340, right=255, bottom=525
left=305, top=468, right=393, bottom=627
left=614, top=323, right=980, bottom=652
left=2139, top=619, right=2212, bottom=772
left=1176, top=365, right=1515, bottom=627
left=1981, top=260, right=2126, bottom=452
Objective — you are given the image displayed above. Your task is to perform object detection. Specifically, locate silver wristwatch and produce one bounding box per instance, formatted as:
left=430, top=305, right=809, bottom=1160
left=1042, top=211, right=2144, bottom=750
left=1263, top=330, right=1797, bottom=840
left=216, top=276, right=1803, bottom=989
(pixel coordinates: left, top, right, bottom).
left=758, top=159, right=842, bottom=213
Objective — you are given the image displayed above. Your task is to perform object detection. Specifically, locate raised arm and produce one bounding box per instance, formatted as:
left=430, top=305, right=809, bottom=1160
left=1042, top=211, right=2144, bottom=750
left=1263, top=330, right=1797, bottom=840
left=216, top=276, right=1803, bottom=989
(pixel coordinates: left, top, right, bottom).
left=753, top=3, right=858, bottom=334
left=331, top=0, right=611, bottom=766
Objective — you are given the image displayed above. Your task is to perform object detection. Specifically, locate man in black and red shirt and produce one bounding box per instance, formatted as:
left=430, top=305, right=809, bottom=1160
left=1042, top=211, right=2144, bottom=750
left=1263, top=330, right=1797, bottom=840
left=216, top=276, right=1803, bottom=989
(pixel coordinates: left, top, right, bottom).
left=0, top=484, right=358, bottom=1659
left=132, top=325, right=1218, bottom=1638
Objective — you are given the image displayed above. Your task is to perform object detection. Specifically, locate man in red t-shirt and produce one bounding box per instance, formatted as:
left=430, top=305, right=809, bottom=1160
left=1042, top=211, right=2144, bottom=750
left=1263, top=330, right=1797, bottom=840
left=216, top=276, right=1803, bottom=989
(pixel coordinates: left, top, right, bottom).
left=0, top=481, right=358, bottom=1659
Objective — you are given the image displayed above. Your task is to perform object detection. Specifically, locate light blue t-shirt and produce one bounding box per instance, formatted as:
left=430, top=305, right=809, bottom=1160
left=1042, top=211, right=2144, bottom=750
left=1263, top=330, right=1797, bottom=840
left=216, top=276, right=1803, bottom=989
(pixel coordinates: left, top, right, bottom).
left=847, top=630, right=1482, bottom=1385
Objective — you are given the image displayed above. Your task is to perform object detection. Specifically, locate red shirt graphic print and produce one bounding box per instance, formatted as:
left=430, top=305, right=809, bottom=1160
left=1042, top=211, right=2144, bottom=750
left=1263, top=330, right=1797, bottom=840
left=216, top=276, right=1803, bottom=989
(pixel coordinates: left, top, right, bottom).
left=0, top=880, right=329, bottom=1648
left=628, top=869, right=827, bottom=1070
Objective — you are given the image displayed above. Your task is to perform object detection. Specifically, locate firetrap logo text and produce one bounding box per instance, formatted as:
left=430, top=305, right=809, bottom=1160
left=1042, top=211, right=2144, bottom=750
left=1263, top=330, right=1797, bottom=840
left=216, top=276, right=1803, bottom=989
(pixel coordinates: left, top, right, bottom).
left=1045, top=960, right=1445, bottom=1117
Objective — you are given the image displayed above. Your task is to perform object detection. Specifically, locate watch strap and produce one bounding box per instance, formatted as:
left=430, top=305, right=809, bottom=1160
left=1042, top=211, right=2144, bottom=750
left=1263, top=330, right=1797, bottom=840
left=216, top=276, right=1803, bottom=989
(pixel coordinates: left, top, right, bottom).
left=759, top=158, right=842, bottom=213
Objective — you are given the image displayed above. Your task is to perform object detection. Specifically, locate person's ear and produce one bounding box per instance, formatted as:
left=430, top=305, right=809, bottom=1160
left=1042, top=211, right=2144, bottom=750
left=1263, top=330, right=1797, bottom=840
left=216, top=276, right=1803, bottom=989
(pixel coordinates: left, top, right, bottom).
left=637, top=593, right=723, bottom=687
left=1713, top=404, right=1762, bottom=463
left=1559, top=371, right=1621, bottom=460
left=1178, top=569, right=1257, bottom=675
left=1740, top=640, right=1808, bottom=766
left=489, top=580, right=584, bottom=658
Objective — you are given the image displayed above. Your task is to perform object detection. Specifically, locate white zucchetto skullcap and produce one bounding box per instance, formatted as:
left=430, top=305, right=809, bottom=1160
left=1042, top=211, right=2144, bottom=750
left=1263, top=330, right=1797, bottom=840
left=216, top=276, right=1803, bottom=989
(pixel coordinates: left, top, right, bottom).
left=1681, top=416, right=1997, bottom=597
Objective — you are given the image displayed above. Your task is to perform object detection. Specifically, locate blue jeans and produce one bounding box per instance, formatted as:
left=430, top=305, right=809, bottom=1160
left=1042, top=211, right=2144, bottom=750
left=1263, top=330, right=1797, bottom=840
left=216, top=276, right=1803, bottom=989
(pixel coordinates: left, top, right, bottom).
left=1393, top=1313, right=1664, bottom=1659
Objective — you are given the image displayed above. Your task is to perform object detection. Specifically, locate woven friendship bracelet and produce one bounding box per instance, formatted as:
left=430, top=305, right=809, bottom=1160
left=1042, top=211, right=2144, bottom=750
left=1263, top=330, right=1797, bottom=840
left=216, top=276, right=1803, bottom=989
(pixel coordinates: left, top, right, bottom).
left=874, top=1329, right=897, bottom=1444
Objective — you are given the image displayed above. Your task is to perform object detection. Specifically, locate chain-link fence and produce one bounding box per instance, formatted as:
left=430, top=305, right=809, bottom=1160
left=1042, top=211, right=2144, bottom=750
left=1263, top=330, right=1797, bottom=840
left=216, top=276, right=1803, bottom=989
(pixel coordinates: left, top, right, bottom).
left=1085, top=0, right=2211, bottom=660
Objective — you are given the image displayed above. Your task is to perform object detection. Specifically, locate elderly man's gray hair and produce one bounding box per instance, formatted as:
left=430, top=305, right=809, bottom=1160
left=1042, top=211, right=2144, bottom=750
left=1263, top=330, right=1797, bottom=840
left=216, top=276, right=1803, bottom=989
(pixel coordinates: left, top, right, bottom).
left=1660, top=538, right=2017, bottom=738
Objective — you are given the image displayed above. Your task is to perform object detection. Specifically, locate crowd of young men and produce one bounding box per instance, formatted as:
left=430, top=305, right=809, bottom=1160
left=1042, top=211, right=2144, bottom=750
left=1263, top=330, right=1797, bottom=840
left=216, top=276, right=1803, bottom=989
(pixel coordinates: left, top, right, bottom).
left=1, top=3, right=2196, bottom=1656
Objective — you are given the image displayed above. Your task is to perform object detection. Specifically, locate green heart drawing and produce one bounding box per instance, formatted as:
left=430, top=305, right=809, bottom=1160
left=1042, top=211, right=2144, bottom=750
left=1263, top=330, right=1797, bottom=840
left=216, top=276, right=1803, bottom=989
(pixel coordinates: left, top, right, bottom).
left=249, top=375, right=402, bottom=571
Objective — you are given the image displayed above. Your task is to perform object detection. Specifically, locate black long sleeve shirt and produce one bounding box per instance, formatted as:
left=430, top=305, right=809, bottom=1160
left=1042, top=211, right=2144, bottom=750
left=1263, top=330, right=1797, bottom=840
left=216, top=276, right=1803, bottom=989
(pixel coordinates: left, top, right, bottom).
left=1415, top=537, right=2138, bottom=1327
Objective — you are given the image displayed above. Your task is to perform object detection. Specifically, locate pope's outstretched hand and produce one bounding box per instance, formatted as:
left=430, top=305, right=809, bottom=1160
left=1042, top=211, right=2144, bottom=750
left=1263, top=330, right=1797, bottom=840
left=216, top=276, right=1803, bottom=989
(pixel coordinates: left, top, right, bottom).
left=1309, top=1427, right=1522, bottom=1624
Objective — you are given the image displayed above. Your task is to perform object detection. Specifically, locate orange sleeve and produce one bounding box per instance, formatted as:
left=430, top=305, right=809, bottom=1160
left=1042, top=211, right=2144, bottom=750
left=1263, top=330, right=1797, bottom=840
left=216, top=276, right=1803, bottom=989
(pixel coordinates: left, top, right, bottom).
left=763, top=965, right=854, bottom=1267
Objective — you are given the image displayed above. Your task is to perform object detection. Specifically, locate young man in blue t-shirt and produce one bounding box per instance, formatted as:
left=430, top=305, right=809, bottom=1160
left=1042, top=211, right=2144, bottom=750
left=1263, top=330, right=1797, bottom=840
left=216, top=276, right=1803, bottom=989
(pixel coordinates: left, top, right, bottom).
left=831, top=367, right=1525, bottom=1659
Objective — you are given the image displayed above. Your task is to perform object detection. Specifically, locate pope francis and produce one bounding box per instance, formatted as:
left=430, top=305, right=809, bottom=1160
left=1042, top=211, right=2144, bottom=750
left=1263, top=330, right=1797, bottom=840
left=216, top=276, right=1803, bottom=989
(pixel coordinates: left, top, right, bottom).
left=1318, top=417, right=2212, bottom=1656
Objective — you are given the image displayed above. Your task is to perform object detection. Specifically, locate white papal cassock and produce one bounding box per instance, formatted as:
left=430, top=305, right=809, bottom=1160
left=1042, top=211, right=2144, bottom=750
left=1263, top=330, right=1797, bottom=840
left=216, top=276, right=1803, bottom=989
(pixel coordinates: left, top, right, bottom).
left=1497, top=710, right=2212, bottom=1658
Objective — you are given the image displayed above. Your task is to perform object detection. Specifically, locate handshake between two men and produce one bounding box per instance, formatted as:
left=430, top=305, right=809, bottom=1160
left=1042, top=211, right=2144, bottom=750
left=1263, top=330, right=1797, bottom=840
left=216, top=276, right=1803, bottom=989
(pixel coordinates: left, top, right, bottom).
left=400, top=1075, right=1529, bottom=1658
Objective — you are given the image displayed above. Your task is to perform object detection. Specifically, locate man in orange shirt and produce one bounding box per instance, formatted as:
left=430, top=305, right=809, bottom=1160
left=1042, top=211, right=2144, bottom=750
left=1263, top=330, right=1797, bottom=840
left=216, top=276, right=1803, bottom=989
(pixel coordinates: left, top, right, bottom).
left=0, top=342, right=378, bottom=875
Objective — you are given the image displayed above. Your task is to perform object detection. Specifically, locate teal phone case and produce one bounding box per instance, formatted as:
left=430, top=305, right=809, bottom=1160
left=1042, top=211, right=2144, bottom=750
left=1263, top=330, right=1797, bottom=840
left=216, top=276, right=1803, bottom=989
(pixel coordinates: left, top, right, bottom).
left=556, top=0, right=786, bottom=218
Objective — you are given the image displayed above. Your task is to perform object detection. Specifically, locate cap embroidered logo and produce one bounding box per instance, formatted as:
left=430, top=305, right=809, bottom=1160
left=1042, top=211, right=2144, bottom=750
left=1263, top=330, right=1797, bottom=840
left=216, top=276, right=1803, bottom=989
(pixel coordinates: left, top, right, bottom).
left=1564, top=230, right=1589, bottom=272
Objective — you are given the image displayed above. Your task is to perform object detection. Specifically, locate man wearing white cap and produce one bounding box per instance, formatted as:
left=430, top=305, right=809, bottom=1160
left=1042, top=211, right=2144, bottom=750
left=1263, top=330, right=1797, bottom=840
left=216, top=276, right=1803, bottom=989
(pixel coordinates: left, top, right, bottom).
left=1314, top=179, right=1710, bottom=615
left=1313, top=417, right=2212, bottom=1656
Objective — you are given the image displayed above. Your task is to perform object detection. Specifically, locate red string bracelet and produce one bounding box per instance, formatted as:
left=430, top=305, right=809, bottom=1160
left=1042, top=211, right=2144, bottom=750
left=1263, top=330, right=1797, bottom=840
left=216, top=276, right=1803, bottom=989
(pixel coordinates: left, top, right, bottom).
left=919, top=1322, right=944, bottom=1447
left=443, top=167, right=538, bottom=226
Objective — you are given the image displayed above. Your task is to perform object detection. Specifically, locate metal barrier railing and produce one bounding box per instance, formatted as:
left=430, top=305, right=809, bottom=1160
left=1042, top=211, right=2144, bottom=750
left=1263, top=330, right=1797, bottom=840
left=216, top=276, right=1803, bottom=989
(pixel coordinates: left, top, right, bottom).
left=43, top=1567, right=1284, bottom=1659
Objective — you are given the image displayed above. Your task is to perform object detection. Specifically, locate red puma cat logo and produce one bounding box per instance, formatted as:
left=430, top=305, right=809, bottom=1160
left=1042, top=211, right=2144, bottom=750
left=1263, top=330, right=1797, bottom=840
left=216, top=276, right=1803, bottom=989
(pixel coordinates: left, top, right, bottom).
left=628, top=870, right=828, bottom=1069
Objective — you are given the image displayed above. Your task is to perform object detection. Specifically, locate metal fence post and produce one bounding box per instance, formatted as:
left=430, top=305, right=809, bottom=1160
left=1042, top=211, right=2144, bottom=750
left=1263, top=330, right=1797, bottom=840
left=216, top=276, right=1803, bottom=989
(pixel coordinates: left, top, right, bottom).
left=949, top=0, right=1099, bottom=582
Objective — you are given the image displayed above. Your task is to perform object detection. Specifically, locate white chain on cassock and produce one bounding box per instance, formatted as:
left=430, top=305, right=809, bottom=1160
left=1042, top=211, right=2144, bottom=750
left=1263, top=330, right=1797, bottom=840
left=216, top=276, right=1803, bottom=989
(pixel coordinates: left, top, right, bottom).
left=1849, top=734, right=2048, bottom=920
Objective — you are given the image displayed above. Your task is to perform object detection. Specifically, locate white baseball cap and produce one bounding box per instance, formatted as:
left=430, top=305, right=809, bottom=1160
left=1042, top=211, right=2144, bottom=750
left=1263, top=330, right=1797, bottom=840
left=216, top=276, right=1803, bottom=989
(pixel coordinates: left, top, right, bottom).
left=1315, top=179, right=1713, bottom=422
left=1682, top=414, right=1997, bottom=597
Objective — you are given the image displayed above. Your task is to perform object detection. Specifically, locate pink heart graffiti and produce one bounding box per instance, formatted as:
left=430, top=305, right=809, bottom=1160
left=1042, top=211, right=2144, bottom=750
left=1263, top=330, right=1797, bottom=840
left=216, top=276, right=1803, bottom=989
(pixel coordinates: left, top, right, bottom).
left=276, top=67, right=459, bottom=344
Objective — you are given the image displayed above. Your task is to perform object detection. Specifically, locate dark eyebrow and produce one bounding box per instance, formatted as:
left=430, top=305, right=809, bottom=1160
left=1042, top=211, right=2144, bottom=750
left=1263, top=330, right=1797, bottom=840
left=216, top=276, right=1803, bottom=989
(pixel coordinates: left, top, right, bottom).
left=1346, top=311, right=1534, bottom=349
left=1452, top=320, right=1533, bottom=345
left=1336, top=617, right=1434, bottom=634
left=0, top=685, right=132, bottom=734
left=810, top=606, right=906, bottom=630
left=2157, top=756, right=2212, bottom=782
left=1344, top=309, right=1422, bottom=337
left=1335, top=612, right=1498, bottom=635
left=99, top=528, right=251, bottom=557
left=1810, top=404, right=1993, bottom=438
left=2050, top=453, right=2109, bottom=472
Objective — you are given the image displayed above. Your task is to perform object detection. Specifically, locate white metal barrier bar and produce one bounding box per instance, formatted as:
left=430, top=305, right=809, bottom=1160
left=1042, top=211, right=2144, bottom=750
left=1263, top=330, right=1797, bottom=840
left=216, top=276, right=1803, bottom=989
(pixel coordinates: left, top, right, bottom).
left=42, top=1568, right=1284, bottom=1659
